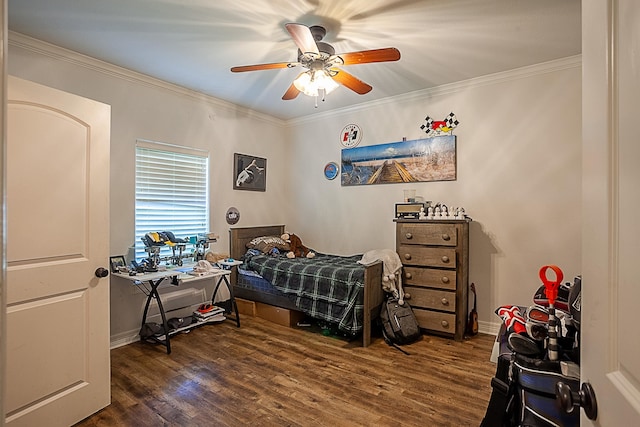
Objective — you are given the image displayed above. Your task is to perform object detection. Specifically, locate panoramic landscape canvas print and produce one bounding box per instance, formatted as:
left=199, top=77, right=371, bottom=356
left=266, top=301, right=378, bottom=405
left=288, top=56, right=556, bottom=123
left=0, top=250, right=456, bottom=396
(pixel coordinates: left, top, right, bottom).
left=341, top=136, right=456, bottom=186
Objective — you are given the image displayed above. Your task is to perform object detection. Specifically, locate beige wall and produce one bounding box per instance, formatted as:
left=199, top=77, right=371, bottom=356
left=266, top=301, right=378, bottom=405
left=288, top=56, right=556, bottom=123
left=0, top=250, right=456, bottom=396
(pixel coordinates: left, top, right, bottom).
left=8, top=34, right=292, bottom=344
left=285, top=57, right=582, bottom=334
left=8, top=33, right=581, bottom=341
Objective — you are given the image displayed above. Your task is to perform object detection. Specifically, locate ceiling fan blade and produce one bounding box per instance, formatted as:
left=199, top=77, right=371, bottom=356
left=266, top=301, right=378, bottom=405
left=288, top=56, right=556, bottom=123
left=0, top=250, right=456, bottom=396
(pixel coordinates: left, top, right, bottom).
left=231, top=62, right=297, bottom=73
left=336, top=48, right=401, bottom=65
left=282, top=82, right=301, bottom=100
left=331, top=69, right=373, bottom=95
left=285, top=23, right=319, bottom=55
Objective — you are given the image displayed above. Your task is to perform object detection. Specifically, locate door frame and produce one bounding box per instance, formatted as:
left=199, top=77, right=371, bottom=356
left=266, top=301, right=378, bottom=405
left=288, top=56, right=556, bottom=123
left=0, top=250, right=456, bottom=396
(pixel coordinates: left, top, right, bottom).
left=1, top=1, right=8, bottom=426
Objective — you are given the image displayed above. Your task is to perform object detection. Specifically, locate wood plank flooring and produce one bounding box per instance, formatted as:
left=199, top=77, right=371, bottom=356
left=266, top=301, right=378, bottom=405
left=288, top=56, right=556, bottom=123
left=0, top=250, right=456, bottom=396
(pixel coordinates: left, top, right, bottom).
left=74, top=316, right=497, bottom=426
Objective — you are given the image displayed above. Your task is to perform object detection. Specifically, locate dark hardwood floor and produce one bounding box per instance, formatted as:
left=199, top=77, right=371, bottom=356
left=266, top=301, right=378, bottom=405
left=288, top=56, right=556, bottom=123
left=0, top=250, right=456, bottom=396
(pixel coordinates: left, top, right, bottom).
left=75, top=316, right=496, bottom=426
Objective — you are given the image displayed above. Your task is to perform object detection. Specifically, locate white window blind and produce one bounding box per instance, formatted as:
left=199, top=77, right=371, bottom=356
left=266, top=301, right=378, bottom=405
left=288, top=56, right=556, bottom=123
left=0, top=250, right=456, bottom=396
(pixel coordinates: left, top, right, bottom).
left=135, top=141, right=209, bottom=261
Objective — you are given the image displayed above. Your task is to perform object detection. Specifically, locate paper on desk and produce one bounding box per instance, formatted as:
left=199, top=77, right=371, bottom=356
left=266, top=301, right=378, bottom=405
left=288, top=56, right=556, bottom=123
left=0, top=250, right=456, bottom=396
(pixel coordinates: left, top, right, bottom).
left=187, top=260, right=222, bottom=276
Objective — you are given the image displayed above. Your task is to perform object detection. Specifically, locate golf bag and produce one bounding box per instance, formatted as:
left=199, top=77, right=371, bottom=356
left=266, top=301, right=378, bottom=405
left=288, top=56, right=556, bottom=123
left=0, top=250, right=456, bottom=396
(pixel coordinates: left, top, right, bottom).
left=481, top=354, right=580, bottom=427
left=481, top=275, right=582, bottom=426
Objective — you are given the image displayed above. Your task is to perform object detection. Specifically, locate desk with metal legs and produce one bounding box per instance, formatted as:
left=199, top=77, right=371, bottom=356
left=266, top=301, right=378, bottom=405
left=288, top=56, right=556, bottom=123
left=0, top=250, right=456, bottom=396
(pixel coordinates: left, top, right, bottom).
left=114, top=267, right=240, bottom=354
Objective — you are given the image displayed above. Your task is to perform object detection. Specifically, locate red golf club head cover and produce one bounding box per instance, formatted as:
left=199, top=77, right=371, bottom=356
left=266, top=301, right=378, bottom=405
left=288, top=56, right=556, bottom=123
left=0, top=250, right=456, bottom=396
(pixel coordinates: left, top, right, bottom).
left=496, top=305, right=527, bottom=335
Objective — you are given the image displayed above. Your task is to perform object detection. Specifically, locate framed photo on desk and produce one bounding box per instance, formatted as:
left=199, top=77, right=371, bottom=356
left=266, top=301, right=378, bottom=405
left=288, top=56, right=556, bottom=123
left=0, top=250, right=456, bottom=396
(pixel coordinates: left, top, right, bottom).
left=109, top=255, right=126, bottom=273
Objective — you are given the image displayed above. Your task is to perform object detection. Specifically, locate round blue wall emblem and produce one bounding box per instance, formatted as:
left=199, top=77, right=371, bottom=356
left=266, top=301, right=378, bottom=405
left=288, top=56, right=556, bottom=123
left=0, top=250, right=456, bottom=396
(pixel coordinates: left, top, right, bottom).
left=324, top=162, right=339, bottom=180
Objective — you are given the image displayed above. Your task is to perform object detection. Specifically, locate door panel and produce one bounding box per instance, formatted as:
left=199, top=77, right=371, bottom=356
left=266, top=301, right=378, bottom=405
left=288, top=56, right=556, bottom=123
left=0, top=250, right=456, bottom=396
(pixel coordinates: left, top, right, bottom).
left=5, top=76, right=110, bottom=426
left=7, top=105, right=87, bottom=265
left=615, top=0, right=640, bottom=393
left=6, top=291, right=87, bottom=413
left=581, top=1, right=640, bottom=424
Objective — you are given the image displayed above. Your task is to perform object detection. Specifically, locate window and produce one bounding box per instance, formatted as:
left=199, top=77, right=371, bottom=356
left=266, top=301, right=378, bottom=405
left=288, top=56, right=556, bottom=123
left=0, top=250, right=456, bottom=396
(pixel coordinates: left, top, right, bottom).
left=134, top=140, right=209, bottom=261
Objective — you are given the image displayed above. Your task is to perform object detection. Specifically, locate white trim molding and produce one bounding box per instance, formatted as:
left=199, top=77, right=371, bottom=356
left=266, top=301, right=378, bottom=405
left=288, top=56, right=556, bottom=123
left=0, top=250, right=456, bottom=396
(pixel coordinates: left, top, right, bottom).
left=8, top=30, right=286, bottom=127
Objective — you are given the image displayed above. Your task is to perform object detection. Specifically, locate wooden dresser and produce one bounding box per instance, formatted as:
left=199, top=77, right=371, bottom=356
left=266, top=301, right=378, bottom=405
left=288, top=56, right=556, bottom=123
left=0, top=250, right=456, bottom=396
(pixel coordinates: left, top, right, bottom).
left=395, top=219, right=470, bottom=341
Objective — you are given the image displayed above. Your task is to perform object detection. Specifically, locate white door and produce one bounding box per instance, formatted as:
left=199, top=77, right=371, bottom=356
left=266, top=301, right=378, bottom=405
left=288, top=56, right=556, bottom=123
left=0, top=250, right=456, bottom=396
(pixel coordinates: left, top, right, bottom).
left=4, top=77, right=111, bottom=426
left=581, top=0, right=640, bottom=425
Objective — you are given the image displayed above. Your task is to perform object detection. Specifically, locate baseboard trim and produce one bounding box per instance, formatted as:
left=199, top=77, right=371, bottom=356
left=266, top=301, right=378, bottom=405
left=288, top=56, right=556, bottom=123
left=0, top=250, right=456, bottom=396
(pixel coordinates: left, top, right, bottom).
left=478, top=320, right=501, bottom=336
left=110, top=330, right=140, bottom=350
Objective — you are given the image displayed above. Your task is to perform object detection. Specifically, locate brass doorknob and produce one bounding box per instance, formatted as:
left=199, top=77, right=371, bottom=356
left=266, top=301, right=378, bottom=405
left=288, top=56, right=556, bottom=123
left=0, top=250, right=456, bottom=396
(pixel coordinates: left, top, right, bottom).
left=95, top=267, right=109, bottom=278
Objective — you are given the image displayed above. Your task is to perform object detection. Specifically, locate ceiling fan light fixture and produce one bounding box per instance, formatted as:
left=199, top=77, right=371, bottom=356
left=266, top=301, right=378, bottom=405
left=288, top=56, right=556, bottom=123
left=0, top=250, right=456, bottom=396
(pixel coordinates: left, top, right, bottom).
left=293, top=70, right=338, bottom=97
left=231, top=23, right=399, bottom=103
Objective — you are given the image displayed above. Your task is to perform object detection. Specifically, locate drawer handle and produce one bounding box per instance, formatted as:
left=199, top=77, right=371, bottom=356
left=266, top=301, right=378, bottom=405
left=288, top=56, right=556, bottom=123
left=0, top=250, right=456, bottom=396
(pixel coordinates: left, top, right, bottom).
left=441, top=256, right=450, bottom=263
left=405, top=272, right=413, bottom=279
left=441, top=320, right=449, bottom=328
left=441, top=276, right=450, bottom=284
left=405, top=232, right=413, bottom=240
left=441, top=298, right=449, bottom=306
left=442, top=234, right=450, bottom=241
left=404, top=254, right=411, bottom=261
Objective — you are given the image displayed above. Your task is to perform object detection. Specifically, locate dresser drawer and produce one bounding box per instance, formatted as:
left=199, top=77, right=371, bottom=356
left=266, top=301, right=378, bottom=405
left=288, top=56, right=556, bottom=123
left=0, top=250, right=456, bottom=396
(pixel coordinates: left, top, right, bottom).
left=406, top=286, right=456, bottom=312
left=413, top=309, right=457, bottom=334
left=403, top=267, right=457, bottom=290
left=398, top=245, right=456, bottom=268
left=397, top=223, right=458, bottom=246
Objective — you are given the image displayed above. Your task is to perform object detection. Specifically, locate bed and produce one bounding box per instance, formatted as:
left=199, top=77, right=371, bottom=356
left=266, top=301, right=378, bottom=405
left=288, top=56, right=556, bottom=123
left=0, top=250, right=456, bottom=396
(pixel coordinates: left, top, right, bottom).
left=229, top=225, right=384, bottom=347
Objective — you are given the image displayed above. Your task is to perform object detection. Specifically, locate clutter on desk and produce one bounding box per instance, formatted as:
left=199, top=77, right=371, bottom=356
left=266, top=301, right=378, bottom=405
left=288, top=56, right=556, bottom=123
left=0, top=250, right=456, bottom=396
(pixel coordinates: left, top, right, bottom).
left=205, top=251, right=230, bottom=263
left=192, top=232, right=220, bottom=261
left=138, top=230, right=221, bottom=272
left=109, top=255, right=128, bottom=273
left=187, top=260, right=222, bottom=277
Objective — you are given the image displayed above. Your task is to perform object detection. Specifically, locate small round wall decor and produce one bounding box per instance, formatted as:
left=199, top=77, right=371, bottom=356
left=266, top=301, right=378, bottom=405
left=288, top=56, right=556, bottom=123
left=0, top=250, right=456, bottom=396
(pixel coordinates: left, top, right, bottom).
left=226, top=207, right=240, bottom=225
left=340, top=123, right=362, bottom=148
left=324, top=162, right=339, bottom=180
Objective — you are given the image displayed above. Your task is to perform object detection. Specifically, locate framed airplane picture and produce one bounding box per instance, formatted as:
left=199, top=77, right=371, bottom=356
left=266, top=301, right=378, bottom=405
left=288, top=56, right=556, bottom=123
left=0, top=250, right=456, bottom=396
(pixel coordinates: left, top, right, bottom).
left=233, top=153, right=266, bottom=191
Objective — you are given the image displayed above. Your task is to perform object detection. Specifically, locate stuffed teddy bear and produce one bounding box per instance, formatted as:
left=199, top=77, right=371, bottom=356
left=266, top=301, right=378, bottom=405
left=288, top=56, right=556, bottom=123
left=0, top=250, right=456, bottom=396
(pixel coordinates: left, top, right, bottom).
left=281, top=232, right=315, bottom=259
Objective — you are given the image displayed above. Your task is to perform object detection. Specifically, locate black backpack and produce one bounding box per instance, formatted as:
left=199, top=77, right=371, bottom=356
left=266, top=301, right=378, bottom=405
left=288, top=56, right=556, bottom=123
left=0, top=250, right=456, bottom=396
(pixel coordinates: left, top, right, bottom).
left=380, top=297, right=421, bottom=353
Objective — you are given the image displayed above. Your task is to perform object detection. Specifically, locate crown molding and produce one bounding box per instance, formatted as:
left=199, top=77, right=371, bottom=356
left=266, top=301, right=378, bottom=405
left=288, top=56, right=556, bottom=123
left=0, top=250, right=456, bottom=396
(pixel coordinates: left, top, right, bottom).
left=10, top=30, right=580, bottom=128
left=8, top=31, right=286, bottom=127
left=287, top=55, right=582, bottom=127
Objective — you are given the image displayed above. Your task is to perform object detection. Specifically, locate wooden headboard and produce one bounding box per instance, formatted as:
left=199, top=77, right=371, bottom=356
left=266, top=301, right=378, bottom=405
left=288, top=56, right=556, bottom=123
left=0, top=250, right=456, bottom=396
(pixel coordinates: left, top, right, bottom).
left=228, top=225, right=285, bottom=260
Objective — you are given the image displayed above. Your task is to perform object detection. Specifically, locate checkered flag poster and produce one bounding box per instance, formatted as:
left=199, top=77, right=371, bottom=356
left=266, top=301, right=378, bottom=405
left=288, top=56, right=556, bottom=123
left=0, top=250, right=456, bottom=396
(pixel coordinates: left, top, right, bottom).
left=420, top=112, right=459, bottom=135
left=420, top=116, right=435, bottom=134
left=445, top=112, right=459, bottom=129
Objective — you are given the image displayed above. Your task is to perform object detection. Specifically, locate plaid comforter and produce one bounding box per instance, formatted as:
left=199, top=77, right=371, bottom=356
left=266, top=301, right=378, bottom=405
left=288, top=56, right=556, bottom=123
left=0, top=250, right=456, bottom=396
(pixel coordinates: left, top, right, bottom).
left=244, top=251, right=366, bottom=335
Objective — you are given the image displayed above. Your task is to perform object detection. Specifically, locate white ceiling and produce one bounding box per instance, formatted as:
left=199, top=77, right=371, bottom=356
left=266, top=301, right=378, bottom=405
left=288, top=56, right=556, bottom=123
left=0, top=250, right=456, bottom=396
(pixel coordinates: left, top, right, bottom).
left=8, top=0, right=581, bottom=121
